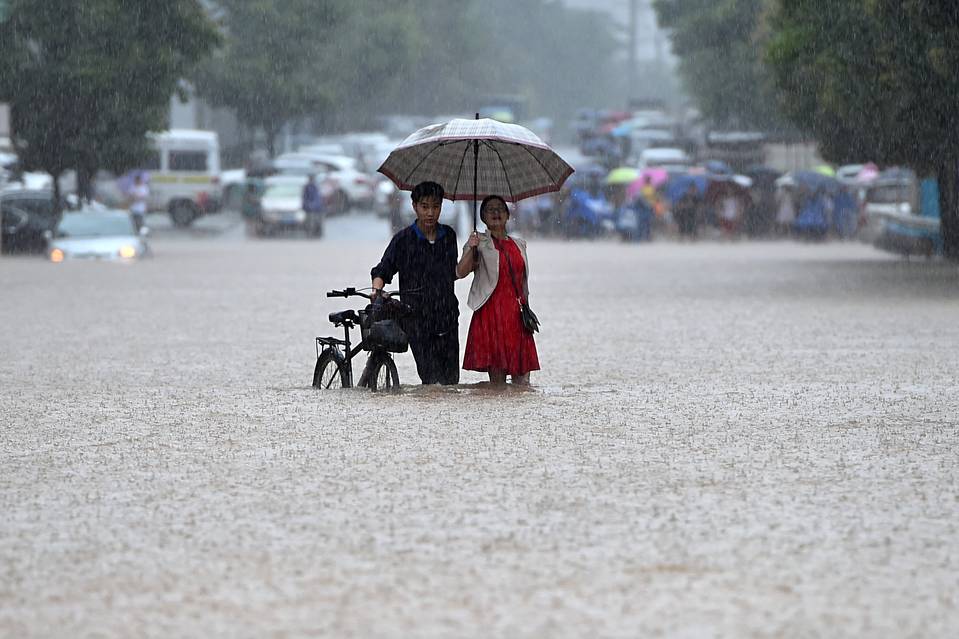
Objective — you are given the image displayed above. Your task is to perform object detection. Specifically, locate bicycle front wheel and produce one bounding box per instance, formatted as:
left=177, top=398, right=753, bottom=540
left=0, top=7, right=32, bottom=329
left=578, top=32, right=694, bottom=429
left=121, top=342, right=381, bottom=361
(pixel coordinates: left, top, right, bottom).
left=313, top=348, right=348, bottom=389
left=368, top=353, right=399, bottom=392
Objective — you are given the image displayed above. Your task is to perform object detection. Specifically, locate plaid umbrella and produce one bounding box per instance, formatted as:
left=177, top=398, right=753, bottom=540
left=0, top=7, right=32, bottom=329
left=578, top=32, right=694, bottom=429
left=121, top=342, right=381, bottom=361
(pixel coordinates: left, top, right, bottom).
left=378, top=116, right=574, bottom=227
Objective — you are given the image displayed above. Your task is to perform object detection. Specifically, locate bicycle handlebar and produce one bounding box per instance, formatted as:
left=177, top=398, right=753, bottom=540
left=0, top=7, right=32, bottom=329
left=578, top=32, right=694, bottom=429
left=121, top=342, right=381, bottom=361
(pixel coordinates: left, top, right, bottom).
left=326, top=287, right=404, bottom=299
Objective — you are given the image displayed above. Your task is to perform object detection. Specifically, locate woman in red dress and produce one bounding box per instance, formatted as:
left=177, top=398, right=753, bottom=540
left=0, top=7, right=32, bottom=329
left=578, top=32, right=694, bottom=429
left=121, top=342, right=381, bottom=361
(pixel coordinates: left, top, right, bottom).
left=456, top=195, right=540, bottom=385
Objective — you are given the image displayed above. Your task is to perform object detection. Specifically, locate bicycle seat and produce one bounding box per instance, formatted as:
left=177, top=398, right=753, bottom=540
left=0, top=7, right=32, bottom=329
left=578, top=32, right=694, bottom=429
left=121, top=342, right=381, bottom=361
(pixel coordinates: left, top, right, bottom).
left=329, top=309, right=359, bottom=325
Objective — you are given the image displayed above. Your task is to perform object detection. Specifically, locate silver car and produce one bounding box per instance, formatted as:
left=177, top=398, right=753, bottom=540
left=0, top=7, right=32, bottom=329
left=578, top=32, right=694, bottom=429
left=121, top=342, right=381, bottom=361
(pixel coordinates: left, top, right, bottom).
left=47, top=210, right=150, bottom=262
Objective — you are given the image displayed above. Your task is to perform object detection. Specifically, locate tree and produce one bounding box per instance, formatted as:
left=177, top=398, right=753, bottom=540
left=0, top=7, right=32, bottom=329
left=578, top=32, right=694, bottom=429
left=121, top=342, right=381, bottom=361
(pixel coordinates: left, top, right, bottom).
left=193, top=0, right=352, bottom=156
left=0, top=0, right=219, bottom=211
left=766, top=0, right=959, bottom=258
left=654, top=0, right=786, bottom=131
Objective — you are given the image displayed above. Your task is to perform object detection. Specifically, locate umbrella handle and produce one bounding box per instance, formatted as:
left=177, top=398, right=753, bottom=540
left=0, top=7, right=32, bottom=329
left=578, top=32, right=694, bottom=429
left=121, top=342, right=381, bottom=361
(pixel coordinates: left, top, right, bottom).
left=472, top=127, right=479, bottom=231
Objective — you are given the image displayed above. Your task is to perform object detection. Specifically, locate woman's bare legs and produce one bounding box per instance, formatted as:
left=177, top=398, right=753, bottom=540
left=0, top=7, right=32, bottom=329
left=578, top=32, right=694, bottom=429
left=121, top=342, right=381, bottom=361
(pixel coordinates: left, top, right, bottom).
left=511, top=373, right=530, bottom=386
left=488, top=369, right=508, bottom=386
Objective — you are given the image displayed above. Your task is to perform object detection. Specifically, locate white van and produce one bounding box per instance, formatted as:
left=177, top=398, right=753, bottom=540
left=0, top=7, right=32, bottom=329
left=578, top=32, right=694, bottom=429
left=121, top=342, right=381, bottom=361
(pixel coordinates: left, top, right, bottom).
left=143, top=129, right=222, bottom=226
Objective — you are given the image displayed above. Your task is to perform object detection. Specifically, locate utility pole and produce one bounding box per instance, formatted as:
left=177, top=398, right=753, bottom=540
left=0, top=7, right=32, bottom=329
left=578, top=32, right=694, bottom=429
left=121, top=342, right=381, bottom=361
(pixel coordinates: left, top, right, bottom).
left=628, top=0, right=638, bottom=103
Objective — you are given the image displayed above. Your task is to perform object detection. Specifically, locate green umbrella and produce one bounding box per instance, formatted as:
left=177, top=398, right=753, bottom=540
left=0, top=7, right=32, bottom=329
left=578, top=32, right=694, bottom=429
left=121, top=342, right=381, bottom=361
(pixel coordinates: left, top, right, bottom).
left=605, top=166, right=640, bottom=185
left=814, top=164, right=836, bottom=177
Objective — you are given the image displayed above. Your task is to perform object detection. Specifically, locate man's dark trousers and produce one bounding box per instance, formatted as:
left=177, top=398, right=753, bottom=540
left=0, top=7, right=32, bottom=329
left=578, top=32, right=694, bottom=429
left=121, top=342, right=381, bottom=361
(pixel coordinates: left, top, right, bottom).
left=409, top=330, right=459, bottom=385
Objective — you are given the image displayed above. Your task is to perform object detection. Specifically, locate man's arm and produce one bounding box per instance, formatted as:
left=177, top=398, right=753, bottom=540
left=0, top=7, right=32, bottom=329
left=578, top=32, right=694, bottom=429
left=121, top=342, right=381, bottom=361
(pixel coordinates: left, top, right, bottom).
left=371, top=233, right=401, bottom=297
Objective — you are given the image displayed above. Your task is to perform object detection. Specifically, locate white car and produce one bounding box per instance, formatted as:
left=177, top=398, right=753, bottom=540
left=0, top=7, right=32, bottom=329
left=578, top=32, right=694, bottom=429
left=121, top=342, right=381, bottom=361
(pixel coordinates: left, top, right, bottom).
left=253, top=175, right=323, bottom=238
left=637, top=147, right=690, bottom=170
left=47, top=210, right=150, bottom=262
left=274, top=152, right=374, bottom=214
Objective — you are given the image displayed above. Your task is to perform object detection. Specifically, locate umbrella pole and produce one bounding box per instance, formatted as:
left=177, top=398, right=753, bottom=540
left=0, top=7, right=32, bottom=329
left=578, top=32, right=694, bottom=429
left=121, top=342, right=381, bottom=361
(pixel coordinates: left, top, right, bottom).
left=472, top=139, right=479, bottom=231
left=473, top=112, right=479, bottom=231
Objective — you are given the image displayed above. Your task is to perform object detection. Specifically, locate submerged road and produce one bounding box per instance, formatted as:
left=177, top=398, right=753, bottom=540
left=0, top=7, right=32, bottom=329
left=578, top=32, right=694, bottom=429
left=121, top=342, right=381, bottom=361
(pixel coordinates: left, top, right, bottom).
left=2, top=210, right=958, bottom=636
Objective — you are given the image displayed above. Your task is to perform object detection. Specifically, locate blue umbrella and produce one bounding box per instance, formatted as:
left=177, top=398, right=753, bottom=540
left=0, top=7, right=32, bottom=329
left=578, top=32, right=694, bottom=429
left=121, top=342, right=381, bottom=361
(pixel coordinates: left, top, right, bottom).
left=704, top=160, right=733, bottom=175
left=791, top=170, right=840, bottom=194
left=665, top=173, right=709, bottom=204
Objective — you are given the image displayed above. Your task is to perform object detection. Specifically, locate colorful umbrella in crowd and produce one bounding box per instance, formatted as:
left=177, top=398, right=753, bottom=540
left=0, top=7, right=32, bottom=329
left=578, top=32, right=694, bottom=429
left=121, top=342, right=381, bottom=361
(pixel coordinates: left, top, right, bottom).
left=813, top=164, right=836, bottom=177
left=626, top=167, right=670, bottom=200
left=605, top=166, right=639, bottom=185
left=378, top=115, right=574, bottom=228
left=665, top=173, right=710, bottom=204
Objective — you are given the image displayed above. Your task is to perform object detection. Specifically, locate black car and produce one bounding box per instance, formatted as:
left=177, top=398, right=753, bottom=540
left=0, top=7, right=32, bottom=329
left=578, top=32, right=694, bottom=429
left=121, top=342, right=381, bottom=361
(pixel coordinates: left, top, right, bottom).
left=1, top=189, right=65, bottom=254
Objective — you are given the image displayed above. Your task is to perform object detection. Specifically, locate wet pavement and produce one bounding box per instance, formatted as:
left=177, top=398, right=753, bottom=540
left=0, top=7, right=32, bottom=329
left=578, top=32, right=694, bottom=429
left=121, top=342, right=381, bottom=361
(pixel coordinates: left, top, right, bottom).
left=2, top=213, right=958, bottom=637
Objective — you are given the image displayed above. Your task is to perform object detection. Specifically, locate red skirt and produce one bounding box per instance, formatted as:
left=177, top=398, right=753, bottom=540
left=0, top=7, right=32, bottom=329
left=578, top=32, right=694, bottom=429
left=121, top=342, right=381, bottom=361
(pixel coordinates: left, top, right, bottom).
left=463, top=238, right=540, bottom=376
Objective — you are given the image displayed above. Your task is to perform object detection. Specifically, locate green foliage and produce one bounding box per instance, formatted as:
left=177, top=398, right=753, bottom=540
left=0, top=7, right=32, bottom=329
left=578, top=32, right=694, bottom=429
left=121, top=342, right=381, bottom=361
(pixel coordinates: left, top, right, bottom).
left=0, top=0, right=219, bottom=185
left=766, top=0, right=959, bottom=257
left=193, top=0, right=351, bottom=153
left=196, top=0, right=627, bottom=142
left=654, top=0, right=785, bottom=130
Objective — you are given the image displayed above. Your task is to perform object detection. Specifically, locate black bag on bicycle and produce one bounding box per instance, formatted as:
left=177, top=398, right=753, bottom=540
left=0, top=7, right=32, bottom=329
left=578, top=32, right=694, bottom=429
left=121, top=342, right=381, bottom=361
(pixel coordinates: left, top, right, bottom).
left=367, top=319, right=409, bottom=352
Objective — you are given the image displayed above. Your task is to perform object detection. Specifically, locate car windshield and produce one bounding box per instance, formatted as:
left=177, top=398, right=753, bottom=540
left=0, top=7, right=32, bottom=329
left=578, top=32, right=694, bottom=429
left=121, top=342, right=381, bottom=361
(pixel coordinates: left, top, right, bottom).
left=56, top=214, right=135, bottom=237
left=264, top=183, right=303, bottom=198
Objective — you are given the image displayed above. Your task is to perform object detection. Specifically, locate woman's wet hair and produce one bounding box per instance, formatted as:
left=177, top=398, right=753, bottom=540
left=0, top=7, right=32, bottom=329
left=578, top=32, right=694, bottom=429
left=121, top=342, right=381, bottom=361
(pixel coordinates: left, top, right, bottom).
left=480, top=195, right=509, bottom=224
left=411, top=181, right=445, bottom=203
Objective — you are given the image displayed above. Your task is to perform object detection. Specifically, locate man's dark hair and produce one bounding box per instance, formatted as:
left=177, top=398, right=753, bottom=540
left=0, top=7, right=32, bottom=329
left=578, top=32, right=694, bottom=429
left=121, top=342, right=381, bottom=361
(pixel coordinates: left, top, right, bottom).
left=411, top=181, right=445, bottom=203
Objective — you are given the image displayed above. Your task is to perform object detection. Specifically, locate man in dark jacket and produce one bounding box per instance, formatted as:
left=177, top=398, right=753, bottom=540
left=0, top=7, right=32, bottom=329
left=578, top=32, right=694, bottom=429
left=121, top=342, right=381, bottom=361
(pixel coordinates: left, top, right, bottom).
left=371, top=181, right=459, bottom=384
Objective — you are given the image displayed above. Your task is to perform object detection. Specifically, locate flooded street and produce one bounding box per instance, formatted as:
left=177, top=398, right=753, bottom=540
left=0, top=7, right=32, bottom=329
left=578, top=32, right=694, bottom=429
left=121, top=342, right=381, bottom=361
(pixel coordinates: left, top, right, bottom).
left=2, top=214, right=958, bottom=637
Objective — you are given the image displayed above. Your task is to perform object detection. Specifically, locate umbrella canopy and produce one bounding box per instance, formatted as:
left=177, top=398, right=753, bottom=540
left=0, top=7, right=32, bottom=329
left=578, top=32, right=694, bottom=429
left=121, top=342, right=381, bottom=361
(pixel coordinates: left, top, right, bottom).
left=605, top=166, right=639, bottom=185
left=789, top=170, right=841, bottom=194
left=856, top=162, right=880, bottom=182
left=626, top=168, right=669, bottom=199
left=704, top=159, right=733, bottom=175
left=665, top=173, right=710, bottom=204
left=378, top=117, right=574, bottom=207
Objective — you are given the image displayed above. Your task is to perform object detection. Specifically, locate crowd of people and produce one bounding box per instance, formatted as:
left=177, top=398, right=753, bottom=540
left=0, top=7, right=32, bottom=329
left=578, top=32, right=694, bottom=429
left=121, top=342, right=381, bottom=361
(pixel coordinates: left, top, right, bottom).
left=510, top=164, right=868, bottom=243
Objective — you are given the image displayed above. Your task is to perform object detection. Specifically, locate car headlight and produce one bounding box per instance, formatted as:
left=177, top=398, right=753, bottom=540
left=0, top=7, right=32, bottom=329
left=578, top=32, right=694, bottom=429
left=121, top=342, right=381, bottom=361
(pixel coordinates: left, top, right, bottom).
left=49, top=248, right=65, bottom=263
left=118, top=245, right=137, bottom=259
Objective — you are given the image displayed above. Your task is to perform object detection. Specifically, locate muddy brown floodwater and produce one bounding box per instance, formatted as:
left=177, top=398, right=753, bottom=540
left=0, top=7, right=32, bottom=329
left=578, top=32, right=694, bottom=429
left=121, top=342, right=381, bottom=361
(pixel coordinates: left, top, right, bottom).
left=2, top=231, right=958, bottom=637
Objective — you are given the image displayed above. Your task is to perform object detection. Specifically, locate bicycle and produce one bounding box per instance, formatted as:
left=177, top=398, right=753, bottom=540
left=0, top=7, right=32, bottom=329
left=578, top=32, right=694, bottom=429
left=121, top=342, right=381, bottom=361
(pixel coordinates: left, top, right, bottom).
left=312, top=287, right=412, bottom=392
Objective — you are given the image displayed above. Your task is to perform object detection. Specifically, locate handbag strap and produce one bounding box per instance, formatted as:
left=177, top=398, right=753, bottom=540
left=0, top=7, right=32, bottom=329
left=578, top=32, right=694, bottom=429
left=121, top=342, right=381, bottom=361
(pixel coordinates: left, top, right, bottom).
left=496, top=237, right=524, bottom=301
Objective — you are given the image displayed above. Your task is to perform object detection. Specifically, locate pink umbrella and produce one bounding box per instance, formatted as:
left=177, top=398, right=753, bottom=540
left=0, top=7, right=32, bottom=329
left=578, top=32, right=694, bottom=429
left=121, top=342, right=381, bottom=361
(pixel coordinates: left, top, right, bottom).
left=856, top=162, right=880, bottom=183
left=626, top=167, right=669, bottom=199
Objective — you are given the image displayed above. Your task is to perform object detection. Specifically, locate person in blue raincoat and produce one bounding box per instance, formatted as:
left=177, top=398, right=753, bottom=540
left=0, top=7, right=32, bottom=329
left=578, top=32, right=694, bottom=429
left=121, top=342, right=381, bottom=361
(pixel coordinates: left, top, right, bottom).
left=831, top=186, right=858, bottom=239
left=301, top=174, right=325, bottom=236
left=610, top=184, right=652, bottom=242
left=563, top=172, right=609, bottom=238
left=794, top=186, right=829, bottom=238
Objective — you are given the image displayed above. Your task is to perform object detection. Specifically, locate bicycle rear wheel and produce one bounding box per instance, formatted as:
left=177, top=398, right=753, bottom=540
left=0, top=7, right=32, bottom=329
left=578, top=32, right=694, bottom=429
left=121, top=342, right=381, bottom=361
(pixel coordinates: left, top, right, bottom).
left=368, top=353, right=399, bottom=392
left=313, top=348, right=348, bottom=389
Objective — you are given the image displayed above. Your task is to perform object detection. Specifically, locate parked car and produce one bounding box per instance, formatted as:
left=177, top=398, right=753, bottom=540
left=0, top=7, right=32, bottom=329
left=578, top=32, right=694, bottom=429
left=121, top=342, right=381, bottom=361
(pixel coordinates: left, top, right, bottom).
left=864, top=172, right=942, bottom=257
left=251, top=175, right=323, bottom=238
left=46, top=209, right=150, bottom=262
left=298, top=152, right=375, bottom=213
left=637, top=147, right=690, bottom=171
left=275, top=151, right=374, bottom=213
left=0, top=188, right=66, bottom=254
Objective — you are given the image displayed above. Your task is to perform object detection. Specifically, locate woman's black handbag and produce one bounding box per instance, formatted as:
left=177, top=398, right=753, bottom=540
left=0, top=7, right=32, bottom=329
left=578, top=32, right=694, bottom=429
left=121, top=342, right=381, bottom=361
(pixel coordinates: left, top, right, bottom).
left=518, top=300, right=540, bottom=333
left=502, top=241, right=540, bottom=334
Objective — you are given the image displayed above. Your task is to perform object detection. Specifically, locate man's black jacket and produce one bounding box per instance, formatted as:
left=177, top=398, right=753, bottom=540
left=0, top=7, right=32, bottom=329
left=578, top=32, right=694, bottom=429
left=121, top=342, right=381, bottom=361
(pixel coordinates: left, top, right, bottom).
left=370, top=222, right=459, bottom=338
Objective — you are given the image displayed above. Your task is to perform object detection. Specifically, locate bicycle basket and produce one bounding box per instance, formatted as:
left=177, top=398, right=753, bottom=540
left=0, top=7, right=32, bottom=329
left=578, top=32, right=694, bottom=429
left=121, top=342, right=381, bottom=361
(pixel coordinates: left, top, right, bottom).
left=367, top=319, right=409, bottom=353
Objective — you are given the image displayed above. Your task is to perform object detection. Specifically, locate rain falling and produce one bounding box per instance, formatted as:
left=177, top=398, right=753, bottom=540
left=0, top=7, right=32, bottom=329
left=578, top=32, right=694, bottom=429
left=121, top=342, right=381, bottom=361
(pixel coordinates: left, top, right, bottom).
left=1, top=1, right=958, bottom=636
